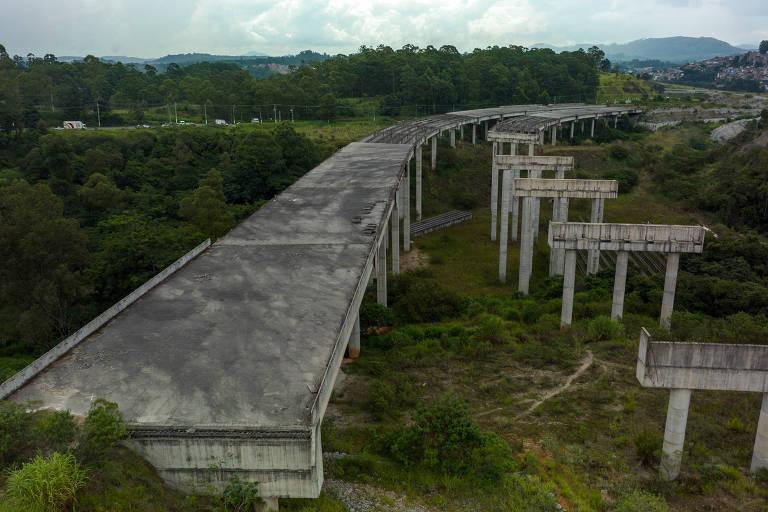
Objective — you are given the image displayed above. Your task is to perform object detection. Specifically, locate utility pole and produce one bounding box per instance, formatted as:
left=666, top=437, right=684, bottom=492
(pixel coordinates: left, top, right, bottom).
left=96, top=101, right=101, bottom=128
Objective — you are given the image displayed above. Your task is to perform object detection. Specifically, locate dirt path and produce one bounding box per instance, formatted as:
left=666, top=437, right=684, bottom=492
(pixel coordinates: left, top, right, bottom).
left=517, top=350, right=593, bottom=418
left=400, top=245, right=429, bottom=271
left=324, top=477, right=442, bottom=511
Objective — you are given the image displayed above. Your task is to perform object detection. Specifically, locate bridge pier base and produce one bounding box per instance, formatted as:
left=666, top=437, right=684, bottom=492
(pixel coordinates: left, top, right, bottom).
left=348, top=314, right=360, bottom=358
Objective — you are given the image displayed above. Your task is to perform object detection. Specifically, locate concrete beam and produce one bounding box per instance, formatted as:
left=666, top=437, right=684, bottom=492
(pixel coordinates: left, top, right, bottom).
left=495, top=155, right=574, bottom=172
left=549, top=223, right=706, bottom=253
left=487, top=131, right=540, bottom=144
left=511, top=178, right=618, bottom=199
left=636, top=332, right=768, bottom=393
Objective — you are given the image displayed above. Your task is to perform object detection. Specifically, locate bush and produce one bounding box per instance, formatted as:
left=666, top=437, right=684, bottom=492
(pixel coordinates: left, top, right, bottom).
left=221, top=474, right=263, bottom=511
left=34, top=410, right=78, bottom=453
left=0, top=401, right=30, bottom=466
left=585, top=315, right=623, bottom=342
left=614, top=491, right=669, bottom=512
left=79, top=399, right=127, bottom=462
left=634, top=430, right=662, bottom=466
left=1, top=452, right=88, bottom=512
left=359, top=301, right=394, bottom=329
left=393, top=282, right=467, bottom=323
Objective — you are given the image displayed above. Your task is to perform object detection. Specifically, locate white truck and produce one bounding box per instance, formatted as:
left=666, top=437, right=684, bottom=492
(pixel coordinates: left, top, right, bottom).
left=63, top=121, right=86, bottom=130
left=215, top=119, right=228, bottom=126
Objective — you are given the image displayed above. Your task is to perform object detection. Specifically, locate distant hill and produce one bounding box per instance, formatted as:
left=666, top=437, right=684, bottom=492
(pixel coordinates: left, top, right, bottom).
left=533, top=37, right=746, bottom=64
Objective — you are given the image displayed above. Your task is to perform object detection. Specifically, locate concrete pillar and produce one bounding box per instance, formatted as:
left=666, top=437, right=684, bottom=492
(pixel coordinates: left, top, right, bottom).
left=460, top=124, right=464, bottom=140
left=511, top=143, right=517, bottom=155
left=376, top=231, right=387, bottom=306
left=551, top=125, right=557, bottom=146
left=490, top=142, right=499, bottom=241
left=660, top=388, right=691, bottom=481
left=498, top=169, right=511, bottom=283
left=581, top=121, right=584, bottom=133
left=431, top=136, right=437, bottom=169
left=660, top=253, right=680, bottom=329
left=590, top=118, right=595, bottom=137
left=611, top=251, right=628, bottom=321
left=398, top=184, right=404, bottom=220
left=560, top=249, right=577, bottom=327
left=614, top=116, right=618, bottom=128
left=587, top=198, right=602, bottom=274
left=348, top=313, right=361, bottom=358
left=570, top=121, right=575, bottom=138
left=528, top=143, right=534, bottom=157
left=751, top=393, right=768, bottom=473
left=450, top=129, right=456, bottom=148
left=519, top=197, right=533, bottom=294
left=511, top=170, right=519, bottom=242
left=415, top=145, right=422, bottom=221
left=260, top=498, right=279, bottom=511
left=472, top=123, right=476, bottom=145
left=484, top=120, right=488, bottom=139
left=530, top=170, right=542, bottom=240
left=539, top=130, right=545, bottom=145
left=391, top=200, right=399, bottom=275
left=404, top=164, right=410, bottom=252
left=554, top=198, right=569, bottom=275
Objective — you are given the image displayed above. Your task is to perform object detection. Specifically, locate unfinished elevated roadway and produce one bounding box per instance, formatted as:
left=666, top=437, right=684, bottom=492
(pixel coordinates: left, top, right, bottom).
left=1, top=103, right=641, bottom=509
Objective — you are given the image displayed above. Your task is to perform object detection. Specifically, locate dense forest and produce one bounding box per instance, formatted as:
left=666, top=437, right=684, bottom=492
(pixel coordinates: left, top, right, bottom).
left=0, top=124, right=325, bottom=366
left=0, top=43, right=602, bottom=129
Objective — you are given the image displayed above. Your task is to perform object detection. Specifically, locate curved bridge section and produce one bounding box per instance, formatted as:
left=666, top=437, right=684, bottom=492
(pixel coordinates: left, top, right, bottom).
left=1, top=103, right=642, bottom=504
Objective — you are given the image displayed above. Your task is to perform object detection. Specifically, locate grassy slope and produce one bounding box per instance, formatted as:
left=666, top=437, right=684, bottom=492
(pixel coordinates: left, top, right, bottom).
left=325, top=126, right=768, bottom=511
left=597, top=73, right=656, bottom=104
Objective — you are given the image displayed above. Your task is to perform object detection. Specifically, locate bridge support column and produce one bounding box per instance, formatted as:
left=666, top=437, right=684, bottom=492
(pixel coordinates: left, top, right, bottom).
left=511, top=170, right=519, bottom=242
left=431, top=136, right=437, bottom=169
left=472, top=123, right=476, bottom=145
left=404, top=163, right=411, bottom=252
left=660, top=388, right=691, bottom=481
left=460, top=124, right=464, bottom=141
left=570, top=121, right=575, bottom=139
left=260, top=498, right=279, bottom=511
left=581, top=121, right=584, bottom=133
left=550, top=197, right=569, bottom=276
left=539, top=130, right=544, bottom=145
left=560, top=249, right=577, bottom=326
left=392, top=197, right=399, bottom=275
left=614, top=116, right=618, bottom=128
left=528, top=143, right=534, bottom=157
left=376, top=231, right=387, bottom=306
left=416, top=145, right=422, bottom=221
left=660, top=253, right=680, bottom=329
left=551, top=125, right=557, bottom=146
left=519, top=197, right=533, bottom=294
left=611, top=251, right=628, bottom=321
left=484, top=120, right=488, bottom=139
left=587, top=198, right=604, bottom=274
left=530, top=170, right=542, bottom=240
left=752, top=393, right=768, bottom=472
left=450, top=129, right=455, bottom=148
left=590, top=118, right=595, bottom=137
left=348, top=313, right=361, bottom=358
left=498, top=169, right=511, bottom=283
left=490, top=142, right=499, bottom=241
left=511, top=143, right=517, bottom=155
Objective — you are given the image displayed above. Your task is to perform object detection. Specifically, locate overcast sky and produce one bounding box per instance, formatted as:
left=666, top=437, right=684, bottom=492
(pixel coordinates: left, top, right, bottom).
left=2, top=0, right=767, bottom=58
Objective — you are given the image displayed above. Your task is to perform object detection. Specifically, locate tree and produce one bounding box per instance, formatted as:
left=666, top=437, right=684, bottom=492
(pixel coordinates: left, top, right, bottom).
left=179, top=169, right=235, bottom=239
left=760, top=40, right=768, bottom=54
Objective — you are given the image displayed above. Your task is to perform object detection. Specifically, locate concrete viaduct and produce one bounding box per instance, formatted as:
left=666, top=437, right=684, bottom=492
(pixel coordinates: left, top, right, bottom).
left=1, top=103, right=646, bottom=509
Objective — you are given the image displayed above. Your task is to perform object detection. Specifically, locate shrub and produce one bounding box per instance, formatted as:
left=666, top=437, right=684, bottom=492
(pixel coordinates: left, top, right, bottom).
left=1, top=452, right=88, bottom=512
left=359, top=302, right=394, bottom=329
left=472, top=314, right=506, bottom=345
left=614, top=491, right=669, bottom=512
left=726, top=416, right=745, bottom=432
left=585, top=315, right=623, bottom=342
left=79, top=399, right=127, bottom=462
left=634, top=430, right=662, bottom=466
left=0, top=401, right=30, bottom=466
left=393, top=282, right=467, bottom=323
left=221, top=474, right=263, bottom=511
left=34, top=410, right=78, bottom=453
